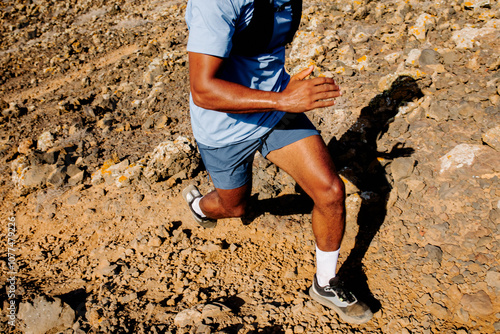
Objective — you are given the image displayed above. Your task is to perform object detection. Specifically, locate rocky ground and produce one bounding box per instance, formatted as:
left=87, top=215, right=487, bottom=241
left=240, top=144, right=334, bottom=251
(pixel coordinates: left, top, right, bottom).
left=1, top=0, right=499, bottom=333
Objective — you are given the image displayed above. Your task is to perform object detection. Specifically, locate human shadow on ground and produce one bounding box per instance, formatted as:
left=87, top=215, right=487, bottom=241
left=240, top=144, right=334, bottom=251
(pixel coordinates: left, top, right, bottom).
left=328, top=75, right=422, bottom=312
left=243, top=76, right=423, bottom=314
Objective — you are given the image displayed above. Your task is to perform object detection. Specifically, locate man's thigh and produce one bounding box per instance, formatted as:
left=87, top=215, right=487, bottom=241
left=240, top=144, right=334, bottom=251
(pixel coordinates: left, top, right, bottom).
left=266, top=133, right=340, bottom=200
left=260, top=113, right=320, bottom=158
left=197, top=139, right=260, bottom=190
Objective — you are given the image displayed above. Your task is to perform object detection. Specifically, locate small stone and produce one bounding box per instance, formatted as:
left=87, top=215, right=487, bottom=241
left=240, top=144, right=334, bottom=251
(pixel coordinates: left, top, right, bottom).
left=174, top=309, right=202, bottom=327
left=439, top=144, right=500, bottom=176
left=425, top=244, right=443, bottom=264
left=294, top=325, right=305, bottom=333
left=406, top=49, right=421, bottom=67
left=452, top=21, right=499, bottom=49
left=23, top=165, right=54, bottom=189
left=483, top=125, right=500, bottom=151
left=485, top=271, right=500, bottom=289
left=426, top=100, right=451, bottom=121
left=337, top=44, right=355, bottom=62
left=201, top=303, right=227, bottom=318
left=47, top=166, right=67, bottom=187
left=119, top=292, right=137, bottom=304
left=18, top=139, right=34, bottom=154
left=409, top=13, right=434, bottom=41
left=68, top=171, right=85, bottom=186
left=199, top=242, right=221, bottom=253
left=66, top=194, right=81, bottom=206
left=143, top=136, right=199, bottom=182
left=94, top=259, right=117, bottom=278
left=456, top=308, right=469, bottom=323
left=37, top=131, right=54, bottom=151
left=391, top=157, right=415, bottom=182
left=441, top=51, right=460, bottom=65
left=66, top=165, right=82, bottom=178
left=352, top=32, right=370, bottom=44
left=490, top=94, right=500, bottom=105
left=147, top=236, right=162, bottom=247
left=452, top=275, right=465, bottom=284
left=461, top=290, right=494, bottom=316
left=464, top=0, right=491, bottom=9
left=133, top=193, right=145, bottom=203
left=419, top=49, right=440, bottom=66
left=429, top=302, right=449, bottom=319
left=144, top=57, right=165, bottom=85
left=196, top=324, right=211, bottom=334
left=384, top=52, right=401, bottom=64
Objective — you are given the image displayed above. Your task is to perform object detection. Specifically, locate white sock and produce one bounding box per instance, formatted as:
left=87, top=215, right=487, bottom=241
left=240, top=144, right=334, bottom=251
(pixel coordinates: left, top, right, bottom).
left=315, top=245, right=340, bottom=287
left=191, top=197, right=206, bottom=217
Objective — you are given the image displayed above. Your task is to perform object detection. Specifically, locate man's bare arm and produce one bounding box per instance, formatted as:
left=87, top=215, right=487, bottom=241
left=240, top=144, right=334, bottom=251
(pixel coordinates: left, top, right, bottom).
left=189, top=52, right=341, bottom=114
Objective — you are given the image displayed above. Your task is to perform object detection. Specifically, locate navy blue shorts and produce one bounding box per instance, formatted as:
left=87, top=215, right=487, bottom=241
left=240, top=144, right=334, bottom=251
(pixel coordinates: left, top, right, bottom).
left=197, top=113, right=320, bottom=190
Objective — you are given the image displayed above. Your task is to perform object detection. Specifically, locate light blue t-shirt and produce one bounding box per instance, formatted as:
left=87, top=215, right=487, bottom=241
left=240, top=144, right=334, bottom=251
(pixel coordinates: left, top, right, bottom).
left=186, top=0, right=293, bottom=147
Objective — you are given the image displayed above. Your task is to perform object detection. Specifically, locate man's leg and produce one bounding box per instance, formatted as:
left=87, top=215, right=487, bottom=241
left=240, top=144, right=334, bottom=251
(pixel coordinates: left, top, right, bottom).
left=266, top=135, right=345, bottom=253
left=191, top=139, right=259, bottom=221
left=266, top=134, right=372, bottom=324
left=199, top=183, right=252, bottom=219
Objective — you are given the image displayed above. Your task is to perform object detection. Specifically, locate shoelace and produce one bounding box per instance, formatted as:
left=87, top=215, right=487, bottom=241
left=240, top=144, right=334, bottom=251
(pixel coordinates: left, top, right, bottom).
left=326, top=281, right=357, bottom=304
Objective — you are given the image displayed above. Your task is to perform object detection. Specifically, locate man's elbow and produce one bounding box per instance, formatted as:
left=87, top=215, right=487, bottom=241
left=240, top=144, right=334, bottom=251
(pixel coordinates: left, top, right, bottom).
left=191, top=90, right=205, bottom=108
left=191, top=86, right=214, bottom=110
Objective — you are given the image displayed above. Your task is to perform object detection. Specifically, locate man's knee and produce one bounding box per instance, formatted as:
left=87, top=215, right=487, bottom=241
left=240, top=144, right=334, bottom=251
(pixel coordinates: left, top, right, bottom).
left=313, top=175, right=345, bottom=208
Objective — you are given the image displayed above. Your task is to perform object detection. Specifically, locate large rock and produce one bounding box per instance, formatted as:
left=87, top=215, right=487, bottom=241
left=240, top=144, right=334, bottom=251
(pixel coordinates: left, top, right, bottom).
left=143, top=136, right=200, bottom=183
left=438, top=144, right=500, bottom=177
left=18, top=296, right=75, bottom=334
left=11, top=156, right=55, bottom=191
left=451, top=20, right=500, bottom=49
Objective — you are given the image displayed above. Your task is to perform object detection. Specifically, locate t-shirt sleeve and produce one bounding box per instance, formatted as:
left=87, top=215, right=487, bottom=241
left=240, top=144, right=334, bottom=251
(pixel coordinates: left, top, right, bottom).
left=186, top=0, right=241, bottom=58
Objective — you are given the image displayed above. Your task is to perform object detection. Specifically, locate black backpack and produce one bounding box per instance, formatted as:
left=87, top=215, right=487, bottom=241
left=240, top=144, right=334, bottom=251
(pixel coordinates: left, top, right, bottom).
left=231, top=0, right=302, bottom=56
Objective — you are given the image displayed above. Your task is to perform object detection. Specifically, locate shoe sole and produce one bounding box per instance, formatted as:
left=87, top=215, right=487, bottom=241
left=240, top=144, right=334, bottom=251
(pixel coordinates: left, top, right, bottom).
left=182, top=185, right=217, bottom=229
left=309, top=286, right=373, bottom=325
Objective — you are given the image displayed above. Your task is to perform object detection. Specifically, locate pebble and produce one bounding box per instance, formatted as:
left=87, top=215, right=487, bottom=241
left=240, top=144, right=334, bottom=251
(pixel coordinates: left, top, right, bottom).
left=174, top=309, right=202, bottom=327
left=391, top=157, right=415, bottom=182
left=419, top=49, right=441, bottom=66
left=37, top=131, right=54, bottom=151
left=461, top=291, right=494, bottom=316
left=482, top=125, right=500, bottom=151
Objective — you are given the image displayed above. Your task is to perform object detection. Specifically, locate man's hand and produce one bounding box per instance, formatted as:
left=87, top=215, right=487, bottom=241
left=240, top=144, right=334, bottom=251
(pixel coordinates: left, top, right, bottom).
left=278, top=66, right=342, bottom=113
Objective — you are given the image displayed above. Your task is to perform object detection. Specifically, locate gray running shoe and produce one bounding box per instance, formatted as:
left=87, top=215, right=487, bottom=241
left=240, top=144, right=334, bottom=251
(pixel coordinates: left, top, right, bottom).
left=309, top=275, right=373, bottom=324
left=182, top=185, right=217, bottom=228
